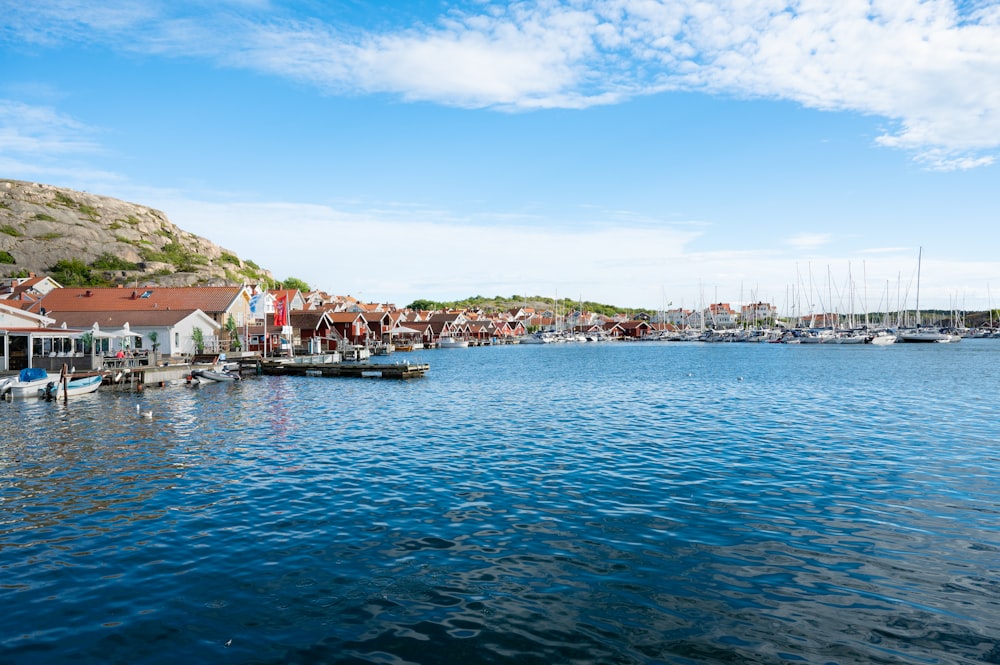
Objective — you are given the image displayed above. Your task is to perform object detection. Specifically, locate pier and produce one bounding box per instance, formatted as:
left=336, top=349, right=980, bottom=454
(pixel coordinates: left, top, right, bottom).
left=261, top=360, right=429, bottom=379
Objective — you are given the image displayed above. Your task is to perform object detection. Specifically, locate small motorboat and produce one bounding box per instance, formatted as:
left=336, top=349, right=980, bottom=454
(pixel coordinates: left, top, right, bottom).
left=190, top=368, right=241, bottom=383
left=44, top=373, right=103, bottom=399
left=4, top=367, right=52, bottom=398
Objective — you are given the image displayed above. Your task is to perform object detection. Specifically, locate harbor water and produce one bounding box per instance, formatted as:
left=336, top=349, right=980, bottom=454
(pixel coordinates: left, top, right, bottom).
left=2, top=341, right=999, bottom=664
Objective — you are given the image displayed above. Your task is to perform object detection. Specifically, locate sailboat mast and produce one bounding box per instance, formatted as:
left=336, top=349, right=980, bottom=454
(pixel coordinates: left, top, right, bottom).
left=863, top=261, right=870, bottom=329
left=915, top=246, right=923, bottom=327
left=989, top=283, right=994, bottom=329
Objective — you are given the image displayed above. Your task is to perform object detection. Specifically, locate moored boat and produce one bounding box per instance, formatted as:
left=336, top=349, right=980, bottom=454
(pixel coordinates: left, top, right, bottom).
left=896, top=327, right=954, bottom=343
left=4, top=368, right=52, bottom=398
left=44, top=373, right=103, bottom=399
left=190, top=368, right=241, bottom=382
left=437, top=336, right=469, bottom=348
left=868, top=330, right=897, bottom=345
left=340, top=344, right=372, bottom=361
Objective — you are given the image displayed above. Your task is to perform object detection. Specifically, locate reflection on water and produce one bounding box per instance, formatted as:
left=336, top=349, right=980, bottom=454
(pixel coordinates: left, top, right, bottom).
left=2, top=342, right=1000, bottom=664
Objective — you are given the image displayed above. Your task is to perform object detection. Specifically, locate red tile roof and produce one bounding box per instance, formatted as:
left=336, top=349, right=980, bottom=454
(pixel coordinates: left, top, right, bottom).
left=50, top=310, right=210, bottom=328
left=39, top=287, right=245, bottom=315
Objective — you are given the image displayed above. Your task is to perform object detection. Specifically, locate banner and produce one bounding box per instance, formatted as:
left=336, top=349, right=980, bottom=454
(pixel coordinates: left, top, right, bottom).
left=274, top=295, right=287, bottom=327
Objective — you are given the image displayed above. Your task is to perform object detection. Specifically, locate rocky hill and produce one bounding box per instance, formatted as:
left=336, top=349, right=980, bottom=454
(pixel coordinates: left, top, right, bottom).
left=0, top=179, right=273, bottom=287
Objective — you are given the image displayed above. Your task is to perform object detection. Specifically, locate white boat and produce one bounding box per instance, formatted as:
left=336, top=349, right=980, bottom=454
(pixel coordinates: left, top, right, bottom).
left=44, top=374, right=103, bottom=399
left=437, top=336, right=469, bottom=348
left=340, top=344, right=372, bottom=361
left=831, top=331, right=868, bottom=344
left=797, top=330, right=836, bottom=344
left=190, top=368, right=241, bottom=382
left=898, top=247, right=959, bottom=343
left=868, top=331, right=898, bottom=345
left=3, top=368, right=52, bottom=398
left=896, top=327, right=952, bottom=343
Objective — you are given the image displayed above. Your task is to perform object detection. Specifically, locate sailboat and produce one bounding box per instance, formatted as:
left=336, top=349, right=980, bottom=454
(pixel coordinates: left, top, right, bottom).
left=897, top=247, right=955, bottom=343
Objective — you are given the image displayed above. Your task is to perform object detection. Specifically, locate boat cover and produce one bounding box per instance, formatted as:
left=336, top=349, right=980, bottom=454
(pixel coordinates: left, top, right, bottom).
left=19, top=367, right=48, bottom=382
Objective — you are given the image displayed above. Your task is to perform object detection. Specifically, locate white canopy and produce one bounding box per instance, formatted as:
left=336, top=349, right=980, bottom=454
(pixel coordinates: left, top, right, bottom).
left=86, top=321, right=142, bottom=339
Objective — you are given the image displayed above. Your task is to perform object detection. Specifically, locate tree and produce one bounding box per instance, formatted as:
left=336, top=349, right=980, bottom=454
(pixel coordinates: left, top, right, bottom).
left=282, top=276, right=310, bottom=292
left=407, top=299, right=439, bottom=311
left=191, top=327, right=205, bottom=354
left=225, top=314, right=241, bottom=351
left=79, top=332, right=94, bottom=356
left=147, top=331, right=160, bottom=362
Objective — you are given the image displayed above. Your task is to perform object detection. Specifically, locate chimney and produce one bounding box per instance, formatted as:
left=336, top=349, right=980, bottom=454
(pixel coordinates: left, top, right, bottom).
left=85, top=290, right=92, bottom=297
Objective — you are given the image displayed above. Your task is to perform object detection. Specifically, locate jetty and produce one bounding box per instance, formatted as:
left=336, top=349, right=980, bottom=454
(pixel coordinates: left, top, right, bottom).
left=261, top=360, right=429, bottom=379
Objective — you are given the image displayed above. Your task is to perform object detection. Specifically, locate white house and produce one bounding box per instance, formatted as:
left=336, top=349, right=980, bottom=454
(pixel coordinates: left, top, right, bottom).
left=49, top=309, right=220, bottom=357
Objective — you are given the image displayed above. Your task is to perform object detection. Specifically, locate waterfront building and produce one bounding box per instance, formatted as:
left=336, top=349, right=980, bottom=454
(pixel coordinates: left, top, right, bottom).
left=705, top=303, right=738, bottom=328
left=740, top=302, right=779, bottom=326
left=35, top=286, right=252, bottom=354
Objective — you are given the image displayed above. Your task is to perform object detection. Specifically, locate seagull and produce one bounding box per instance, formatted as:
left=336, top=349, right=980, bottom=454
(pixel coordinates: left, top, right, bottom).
left=136, top=404, right=153, bottom=419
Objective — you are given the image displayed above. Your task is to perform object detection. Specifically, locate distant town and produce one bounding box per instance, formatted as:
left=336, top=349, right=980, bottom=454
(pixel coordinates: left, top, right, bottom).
left=2, top=272, right=999, bottom=378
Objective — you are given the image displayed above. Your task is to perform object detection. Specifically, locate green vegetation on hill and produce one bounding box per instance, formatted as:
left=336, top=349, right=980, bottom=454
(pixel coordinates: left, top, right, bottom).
left=49, top=254, right=140, bottom=286
left=281, top=277, right=310, bottom=292
left=405, top=295, right=648, bottom=316
left=1, top=179, right=281, bottom=288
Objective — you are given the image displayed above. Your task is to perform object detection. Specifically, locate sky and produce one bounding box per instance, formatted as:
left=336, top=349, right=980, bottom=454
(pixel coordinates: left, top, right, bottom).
left=2, top=0, right=1000, bottom=313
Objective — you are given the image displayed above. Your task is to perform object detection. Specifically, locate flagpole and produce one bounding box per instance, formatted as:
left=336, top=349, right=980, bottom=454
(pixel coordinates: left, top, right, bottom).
left=244, top=283, right=250, bottom=357
left=263, top=287, right=268, bottom=358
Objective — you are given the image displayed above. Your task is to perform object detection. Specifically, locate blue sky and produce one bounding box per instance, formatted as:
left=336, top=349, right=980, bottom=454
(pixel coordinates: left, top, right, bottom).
left=2, top=0, right=999, bottom=312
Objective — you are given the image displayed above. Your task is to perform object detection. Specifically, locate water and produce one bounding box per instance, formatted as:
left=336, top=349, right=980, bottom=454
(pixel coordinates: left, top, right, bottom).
left=2, top=341, right=999, bottom=664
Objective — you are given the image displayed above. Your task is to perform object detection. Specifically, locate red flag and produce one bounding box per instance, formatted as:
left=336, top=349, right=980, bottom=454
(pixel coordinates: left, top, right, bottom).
left=274, top=295, right=287, bottom=327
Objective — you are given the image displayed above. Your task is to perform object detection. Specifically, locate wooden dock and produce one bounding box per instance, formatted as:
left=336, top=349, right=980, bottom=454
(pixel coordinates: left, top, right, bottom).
left=261, top=361, right=429, bottom=379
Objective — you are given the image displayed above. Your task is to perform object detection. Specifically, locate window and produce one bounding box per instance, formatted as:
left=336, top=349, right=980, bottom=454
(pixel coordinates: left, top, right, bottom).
left=174, top=331, right=180, bottom=348
left=140, top=290, right=154, bottom=299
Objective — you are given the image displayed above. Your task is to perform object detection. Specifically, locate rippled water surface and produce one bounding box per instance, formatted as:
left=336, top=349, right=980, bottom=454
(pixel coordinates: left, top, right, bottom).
left=3, top=342, right=1000, bottom=664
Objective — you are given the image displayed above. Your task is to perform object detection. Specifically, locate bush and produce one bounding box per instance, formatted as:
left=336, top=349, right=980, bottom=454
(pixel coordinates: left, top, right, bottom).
left=91, top=253, right=138, bottom=271
left=49, top=258, right=94, bottom=286
left=0, top=250, right=15, bottom=264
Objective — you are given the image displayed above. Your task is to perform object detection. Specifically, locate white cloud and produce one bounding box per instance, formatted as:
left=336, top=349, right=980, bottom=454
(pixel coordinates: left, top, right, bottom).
left=5, top=1, right=999, bottom=164
left=148, top=196, right=706, bottom=306
left=0, top=100, right=101, bottom=155
left=785, top=233, right=832, bottom=250
left=134, top=195, right=1000, bottom=311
